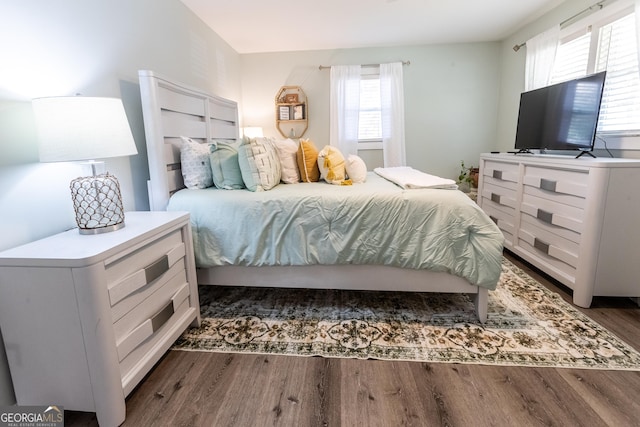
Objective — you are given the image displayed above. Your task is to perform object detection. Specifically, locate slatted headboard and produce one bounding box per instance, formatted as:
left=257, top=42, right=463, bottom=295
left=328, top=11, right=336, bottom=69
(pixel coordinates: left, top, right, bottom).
left=138, top=70, right=239, bottom=211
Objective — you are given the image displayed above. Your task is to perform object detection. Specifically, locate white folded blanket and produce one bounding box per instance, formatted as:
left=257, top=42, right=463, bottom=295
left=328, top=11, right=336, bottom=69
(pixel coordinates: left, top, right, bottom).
left=374, top=166, right=458, bottom=190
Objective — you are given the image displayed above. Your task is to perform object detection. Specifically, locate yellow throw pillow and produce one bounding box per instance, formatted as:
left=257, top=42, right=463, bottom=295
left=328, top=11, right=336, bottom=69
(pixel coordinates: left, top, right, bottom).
left=317, top=145, right=352, bottom=186
left=297, top=139, right=320, bottom=182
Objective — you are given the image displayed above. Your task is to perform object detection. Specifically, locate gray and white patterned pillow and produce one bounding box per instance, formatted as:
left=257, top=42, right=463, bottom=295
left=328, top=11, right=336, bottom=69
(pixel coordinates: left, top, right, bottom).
left=237, top=137, right=282, bottom=191
left=180, top=137, right=213, bottom=189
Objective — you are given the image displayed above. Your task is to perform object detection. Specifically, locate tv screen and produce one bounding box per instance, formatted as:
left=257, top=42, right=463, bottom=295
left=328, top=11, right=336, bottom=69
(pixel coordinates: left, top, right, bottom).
left=514, top=71, right=606, bottom=153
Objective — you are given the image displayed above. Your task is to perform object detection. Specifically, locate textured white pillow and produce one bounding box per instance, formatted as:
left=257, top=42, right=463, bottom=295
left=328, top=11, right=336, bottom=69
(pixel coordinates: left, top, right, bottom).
left=273, top=138, right=300, bottom=184
left=237, top=137, right=282, bottom=191
left=180, top=137, right=213, bottom=189
left=345, top=154, right=367, bottom=183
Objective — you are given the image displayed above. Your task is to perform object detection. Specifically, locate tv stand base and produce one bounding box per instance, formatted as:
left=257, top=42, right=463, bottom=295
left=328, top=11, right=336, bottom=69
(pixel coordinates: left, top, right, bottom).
left=575, top=150, right=596, bottom=159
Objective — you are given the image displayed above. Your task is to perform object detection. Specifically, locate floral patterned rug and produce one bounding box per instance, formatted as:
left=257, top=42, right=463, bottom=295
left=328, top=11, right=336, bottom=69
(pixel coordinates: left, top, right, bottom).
left=174, top=258, right=640, bottom=369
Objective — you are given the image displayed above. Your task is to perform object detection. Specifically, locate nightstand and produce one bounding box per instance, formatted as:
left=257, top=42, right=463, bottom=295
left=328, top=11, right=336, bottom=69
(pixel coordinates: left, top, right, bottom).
left=0, top=211, right=200, bottom=427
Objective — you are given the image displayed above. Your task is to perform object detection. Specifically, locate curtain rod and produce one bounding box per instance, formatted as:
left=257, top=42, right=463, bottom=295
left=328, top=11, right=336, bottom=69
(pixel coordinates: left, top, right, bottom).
left=512, top=0, right=606, bottom=52
left=318, top=60, right=410, bottom=70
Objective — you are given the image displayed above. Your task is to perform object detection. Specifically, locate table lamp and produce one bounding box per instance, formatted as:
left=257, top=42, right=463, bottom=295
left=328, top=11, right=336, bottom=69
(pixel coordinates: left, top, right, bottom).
left=242, top=126, right=264, bottom=139
left=32, top=96, right=138, bottom=234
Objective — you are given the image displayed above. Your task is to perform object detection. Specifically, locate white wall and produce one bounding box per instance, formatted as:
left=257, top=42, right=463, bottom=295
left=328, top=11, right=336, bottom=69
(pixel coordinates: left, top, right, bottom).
left=0, top=0, right=241, bottom=405
left=240, top=43, right=502, bottom=179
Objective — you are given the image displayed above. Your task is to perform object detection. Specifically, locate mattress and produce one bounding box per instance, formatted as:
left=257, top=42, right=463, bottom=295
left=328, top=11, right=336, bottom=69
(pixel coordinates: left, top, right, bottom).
left=167, top=172, right=504, bottom=289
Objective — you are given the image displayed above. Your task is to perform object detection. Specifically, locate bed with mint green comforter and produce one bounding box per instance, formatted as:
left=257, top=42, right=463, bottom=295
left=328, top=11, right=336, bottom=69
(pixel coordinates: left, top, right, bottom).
left=167, top=172, right=504, bottom=290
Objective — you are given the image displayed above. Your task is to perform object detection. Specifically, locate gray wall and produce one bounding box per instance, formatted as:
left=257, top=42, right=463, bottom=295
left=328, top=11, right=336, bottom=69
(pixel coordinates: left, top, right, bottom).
left=240, top=43, right=502, bottom=179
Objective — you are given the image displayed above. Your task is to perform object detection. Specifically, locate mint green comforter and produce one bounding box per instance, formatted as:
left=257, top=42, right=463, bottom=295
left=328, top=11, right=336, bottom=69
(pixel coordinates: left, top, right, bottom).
left=167, top=172, right=504, bottom=289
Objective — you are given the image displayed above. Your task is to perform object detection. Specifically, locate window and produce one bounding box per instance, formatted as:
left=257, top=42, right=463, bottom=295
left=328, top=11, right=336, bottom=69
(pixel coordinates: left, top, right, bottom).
left=550, top=6, right=640, bottom=135
left=358, top=76, right=381, bottom=140
left=357, top=72, right=383, bottom=150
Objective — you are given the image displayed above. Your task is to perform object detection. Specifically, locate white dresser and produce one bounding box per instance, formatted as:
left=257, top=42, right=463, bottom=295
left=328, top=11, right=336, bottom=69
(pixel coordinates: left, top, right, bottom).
left=0, top=211, right=200, bottom=427
left=478, top=153, right=640, bottom=307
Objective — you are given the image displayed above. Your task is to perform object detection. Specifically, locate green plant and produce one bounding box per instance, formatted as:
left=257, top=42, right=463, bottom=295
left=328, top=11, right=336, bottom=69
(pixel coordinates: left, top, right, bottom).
left=457, top=160, right=473, bottom=184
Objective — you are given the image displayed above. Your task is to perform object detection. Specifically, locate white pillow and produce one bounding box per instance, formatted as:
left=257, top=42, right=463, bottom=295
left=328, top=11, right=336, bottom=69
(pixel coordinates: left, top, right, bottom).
left=180, top=137, right=213, bottom=189
left=317, top=145, right=350, bottom=185
left=273, top=138, right=300, bottom=184
left=345, top=154, right=367, bottom=183
left=237, top=137, right=282, bottom=191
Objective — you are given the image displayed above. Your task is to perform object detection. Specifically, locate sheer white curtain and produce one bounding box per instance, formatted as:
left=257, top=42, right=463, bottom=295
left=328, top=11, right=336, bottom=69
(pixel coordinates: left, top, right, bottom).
left=525, top=25, right=561, bottom=90
left=636, top=0, right=640, bottom=75
left=329, top=65, right=361, bottom=157
left=380, top=62, right=406, bottom=167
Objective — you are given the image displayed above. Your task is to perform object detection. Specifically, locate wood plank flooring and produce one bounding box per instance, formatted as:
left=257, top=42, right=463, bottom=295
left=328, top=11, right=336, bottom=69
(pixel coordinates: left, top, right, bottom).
left=66, top=252, right=640, bottom=426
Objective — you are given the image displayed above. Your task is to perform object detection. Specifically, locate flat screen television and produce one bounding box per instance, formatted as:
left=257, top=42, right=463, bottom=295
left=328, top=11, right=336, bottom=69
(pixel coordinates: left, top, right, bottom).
left=514, top=71, right=606, bottom=157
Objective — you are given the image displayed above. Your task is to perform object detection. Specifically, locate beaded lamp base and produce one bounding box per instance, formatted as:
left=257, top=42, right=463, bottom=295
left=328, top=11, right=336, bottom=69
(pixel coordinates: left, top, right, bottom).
left=70, top=173, right=125, bottom=234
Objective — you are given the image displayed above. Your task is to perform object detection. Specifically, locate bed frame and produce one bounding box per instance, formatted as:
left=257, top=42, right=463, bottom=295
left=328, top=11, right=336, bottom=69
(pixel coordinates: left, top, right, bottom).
left=138, top=70, right=489, bottom=323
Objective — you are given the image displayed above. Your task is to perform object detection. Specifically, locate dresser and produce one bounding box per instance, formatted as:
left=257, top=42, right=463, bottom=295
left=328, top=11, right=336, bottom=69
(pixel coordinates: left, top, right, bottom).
left=478, top=153, right=640, bottom=307
left=0, top=211, right=200, bottom=427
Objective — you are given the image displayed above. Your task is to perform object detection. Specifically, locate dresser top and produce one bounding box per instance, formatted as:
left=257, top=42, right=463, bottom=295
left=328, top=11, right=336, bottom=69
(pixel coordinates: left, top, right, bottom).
left=481, top=152, right=640, bottom=168
left=0, top=211, right=189, bottom=267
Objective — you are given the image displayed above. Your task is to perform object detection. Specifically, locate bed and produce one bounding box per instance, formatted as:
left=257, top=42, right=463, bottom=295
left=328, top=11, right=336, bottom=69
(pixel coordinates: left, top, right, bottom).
left=138, top=70, right=504, bottom=323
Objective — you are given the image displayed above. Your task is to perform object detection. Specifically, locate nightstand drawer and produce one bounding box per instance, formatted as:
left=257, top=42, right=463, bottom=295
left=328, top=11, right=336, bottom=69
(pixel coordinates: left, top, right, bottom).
left=113, top=269, right=188, bottom=360
left=111, top=260, right=186, bottom=324
left=119, top=291, right=193, bottom=395
left=105, top=229, right=184, bottom=298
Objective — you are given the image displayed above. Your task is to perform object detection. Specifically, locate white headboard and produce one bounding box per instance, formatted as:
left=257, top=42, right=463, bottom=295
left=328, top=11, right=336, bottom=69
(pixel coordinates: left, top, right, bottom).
left=138, top=70, right=239, bottom=211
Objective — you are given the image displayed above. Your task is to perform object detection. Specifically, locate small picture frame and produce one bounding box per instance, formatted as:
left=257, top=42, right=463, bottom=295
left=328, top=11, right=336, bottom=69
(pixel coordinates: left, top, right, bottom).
left=284, top=93, right=299, bottom=103
left=293, top=105, right=304, bottom=120
left=279, top=106, right=290, bottom=120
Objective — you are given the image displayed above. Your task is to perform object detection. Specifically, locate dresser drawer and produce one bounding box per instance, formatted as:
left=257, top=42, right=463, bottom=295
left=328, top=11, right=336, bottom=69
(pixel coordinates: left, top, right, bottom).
left=518, top=220, right=579, bottom=273
left=482, top=161, right=520, bottom=191
left=482, top=204, right=515, bottom=247
left=520, top=193, right=584, bottom=240
left=481, top=182, right=518, bottom=214
left=522, top=166, right=588, bottom=208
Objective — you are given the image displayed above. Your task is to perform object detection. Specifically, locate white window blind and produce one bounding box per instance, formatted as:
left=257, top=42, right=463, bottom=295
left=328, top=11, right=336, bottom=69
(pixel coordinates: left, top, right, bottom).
left=550, top=33, right=591, bottom=82
left=550, top=9, right=640, bottom=134
left=358, top=77, right=382, bottom=140
left=595, top=13, right=640, bottom=132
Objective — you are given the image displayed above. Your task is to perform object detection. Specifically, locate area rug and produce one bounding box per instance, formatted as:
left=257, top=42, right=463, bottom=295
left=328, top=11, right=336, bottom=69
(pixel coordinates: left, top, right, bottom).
left=174, top=258, right=640, bottom=370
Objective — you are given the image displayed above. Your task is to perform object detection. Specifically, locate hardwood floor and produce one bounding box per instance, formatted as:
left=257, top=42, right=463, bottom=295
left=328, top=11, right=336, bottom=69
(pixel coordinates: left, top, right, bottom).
left=66, top=252, right=640, bottom=426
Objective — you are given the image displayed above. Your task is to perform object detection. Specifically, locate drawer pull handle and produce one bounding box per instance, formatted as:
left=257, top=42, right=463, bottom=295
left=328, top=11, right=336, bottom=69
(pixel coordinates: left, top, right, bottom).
left=145, top=255, right=169, bottom=285
left=492, top=170, right=503, bottom=180
left=533, top=238, right=550, bottom=255
left=489, top=215, right=498, bottom=224
left=151, top=300, right=175, bottom=333
left=540, top=178, right=557, bottom=192
left=490, top=193, right=501, bottom=204
left=536, top=209, right=554, bottom=224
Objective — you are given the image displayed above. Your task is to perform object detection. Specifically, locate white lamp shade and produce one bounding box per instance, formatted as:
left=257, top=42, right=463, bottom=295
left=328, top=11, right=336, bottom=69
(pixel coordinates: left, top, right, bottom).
left=242, top=126, right=264, bottom=139
left=33, top=96, right=138, bottom=162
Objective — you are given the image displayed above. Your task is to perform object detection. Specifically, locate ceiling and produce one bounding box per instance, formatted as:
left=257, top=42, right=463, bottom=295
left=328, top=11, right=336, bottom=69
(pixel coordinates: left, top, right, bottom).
left=180, top=0, right=567, bottom=54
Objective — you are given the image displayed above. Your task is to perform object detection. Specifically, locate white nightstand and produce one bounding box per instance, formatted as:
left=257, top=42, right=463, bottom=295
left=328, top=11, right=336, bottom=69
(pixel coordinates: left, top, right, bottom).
left=0, top=211, right=200, bottom=427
